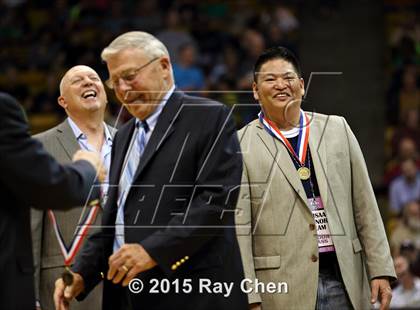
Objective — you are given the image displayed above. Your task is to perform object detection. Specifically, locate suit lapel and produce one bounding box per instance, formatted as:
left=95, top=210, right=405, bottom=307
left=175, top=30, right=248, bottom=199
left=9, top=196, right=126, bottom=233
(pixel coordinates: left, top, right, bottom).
left=255, top=122, right=310, bottom=209
left=113, top=119, right=136, bottom=184
left=132, top=91, right=183, bottom=181
left=55, top=120, right=80, bottom=160
left=308, top=113, right=328, bottom=208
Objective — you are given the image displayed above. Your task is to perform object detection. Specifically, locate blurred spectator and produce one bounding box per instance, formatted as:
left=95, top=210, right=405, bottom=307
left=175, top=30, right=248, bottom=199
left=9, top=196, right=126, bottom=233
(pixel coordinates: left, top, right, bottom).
left=384, top=137, right=420, bottom=185
left=173, top=43, right=205, bottom=91
left=389, top=158, right=420, bottom=214
left=273, top=6, right=299, bottom=34
left=390, top=255, right=420, bottom=308
left=32, top=73, right=61, bottom=114
left=399, top=66, right=420, bottom=117
left=316, top=0, right=340, bottom=20
left=209, top=45, right=240, bottom=88
left=157, top=8, right=194, bottom=62
left=237, top=29, right=265, bottom=90
left=0, top=0, right=303, bottom=132
left=0, top=66, right=28, bottom=104
left=399, top=241, right=420, bottom=278
left=392, top=108, right=420, bottom=157
left=390, top=201, right=420, bottom=255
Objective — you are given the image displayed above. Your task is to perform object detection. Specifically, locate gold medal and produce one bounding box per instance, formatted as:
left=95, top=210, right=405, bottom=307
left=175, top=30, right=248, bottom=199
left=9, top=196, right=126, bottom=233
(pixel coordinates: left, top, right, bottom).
left=298, top=167, right=311, bottom=180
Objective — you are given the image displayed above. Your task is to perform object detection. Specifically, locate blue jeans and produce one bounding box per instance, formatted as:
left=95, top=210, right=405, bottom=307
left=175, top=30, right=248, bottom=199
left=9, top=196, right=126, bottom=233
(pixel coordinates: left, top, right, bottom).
left=316, top=270, right=353, bottom=310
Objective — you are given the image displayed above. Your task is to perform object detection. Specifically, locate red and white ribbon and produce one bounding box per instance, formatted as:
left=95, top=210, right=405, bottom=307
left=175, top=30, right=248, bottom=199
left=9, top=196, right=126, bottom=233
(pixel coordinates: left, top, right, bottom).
left=259, top=109, right=310, bottom=165
left=47, top=201, right=100, bottom=266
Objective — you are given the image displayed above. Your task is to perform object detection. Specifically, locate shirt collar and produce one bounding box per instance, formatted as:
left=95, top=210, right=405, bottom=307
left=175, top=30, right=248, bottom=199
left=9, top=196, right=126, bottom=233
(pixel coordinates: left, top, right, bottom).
left=67, top=117, right=112, bottom=145
left=67, top=117, right=85, bottom=140
left=103, top=123, right=113, bottom=145
left=135, top=85, right=175, bottom=131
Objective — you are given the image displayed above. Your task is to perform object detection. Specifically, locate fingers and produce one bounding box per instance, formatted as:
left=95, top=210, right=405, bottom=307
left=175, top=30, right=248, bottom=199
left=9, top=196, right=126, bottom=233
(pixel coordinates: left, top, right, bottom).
left=53, top=278, right=69, bottom=310
left=123, top=264, right=141, bottom=287
left=64, top=284, right=76, bottom=300
left=53, top=273, right=85, bottom=310
left=371, top=279, right=392, bottom=310
left=379, top=286, right=392, bottom=310
left=107, top=244, right=157, bottom=286
left=107, top=249, right=122, bottom=281
left=112, top=265, right=130, bottom=284
left=108, top=246, right=135, bottom=284
left=73, top=150, right=106, bottom=181
left=107, top=244, right=141, bottom=284
left=370, top=280, right=379, bottom=304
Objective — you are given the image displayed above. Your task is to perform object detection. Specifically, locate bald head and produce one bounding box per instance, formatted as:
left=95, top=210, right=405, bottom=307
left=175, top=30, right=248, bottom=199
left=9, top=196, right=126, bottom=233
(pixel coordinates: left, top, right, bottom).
left=60, top=65, right=99, bottom=95
left=57, top=65, right=107, bottom=118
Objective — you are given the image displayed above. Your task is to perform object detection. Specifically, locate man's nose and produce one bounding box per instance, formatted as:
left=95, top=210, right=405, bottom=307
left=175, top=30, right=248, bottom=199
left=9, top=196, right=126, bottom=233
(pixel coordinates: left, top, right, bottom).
left=82, top=78, right=94, bottom=86
left=116, top=79, right=132, bottom=93
left=273, top=78, right=287, bottom=89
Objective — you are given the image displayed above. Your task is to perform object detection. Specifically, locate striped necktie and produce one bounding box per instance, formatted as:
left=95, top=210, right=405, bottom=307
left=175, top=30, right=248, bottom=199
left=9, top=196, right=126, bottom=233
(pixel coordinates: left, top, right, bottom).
left=113, top=121, right=149, bottom=252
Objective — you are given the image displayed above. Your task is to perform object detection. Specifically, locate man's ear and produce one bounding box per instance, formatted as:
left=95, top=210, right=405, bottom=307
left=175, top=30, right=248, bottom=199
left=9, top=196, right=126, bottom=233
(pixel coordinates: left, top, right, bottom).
left=252, top=81, right=259, bottom=101
left=160, top=57, right=171, bottom=78
left=299, top=78, right=305, bottom=97
left=58, top=96, right=67, bottom=109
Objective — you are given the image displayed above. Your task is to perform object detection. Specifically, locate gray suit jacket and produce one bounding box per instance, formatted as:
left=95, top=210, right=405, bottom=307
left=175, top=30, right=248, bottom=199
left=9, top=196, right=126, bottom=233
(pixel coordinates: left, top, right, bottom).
left=31, top=119, right=116, bottom=310
left=236, top=113, right=396, bottom=310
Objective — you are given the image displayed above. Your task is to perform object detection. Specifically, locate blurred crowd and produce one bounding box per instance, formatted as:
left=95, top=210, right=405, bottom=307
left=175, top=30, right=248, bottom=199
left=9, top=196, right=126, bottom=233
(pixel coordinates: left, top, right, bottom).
left=0, top=0, right=300, bottom=130
left=383, top=1, right=420, bottom=307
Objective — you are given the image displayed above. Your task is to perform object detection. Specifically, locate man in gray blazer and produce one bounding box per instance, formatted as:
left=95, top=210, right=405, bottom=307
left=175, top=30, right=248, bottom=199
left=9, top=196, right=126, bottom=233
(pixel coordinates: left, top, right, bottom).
left=31, top=65, right=116, bottom=310
left=236, top=47, right=396, bottom=310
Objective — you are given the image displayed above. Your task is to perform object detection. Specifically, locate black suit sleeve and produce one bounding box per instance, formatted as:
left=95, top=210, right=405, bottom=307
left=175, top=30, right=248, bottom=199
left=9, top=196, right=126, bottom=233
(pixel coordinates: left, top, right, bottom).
left=141, top=104, right=243, bottom=275
left=0, top=92, right=98, bottom=210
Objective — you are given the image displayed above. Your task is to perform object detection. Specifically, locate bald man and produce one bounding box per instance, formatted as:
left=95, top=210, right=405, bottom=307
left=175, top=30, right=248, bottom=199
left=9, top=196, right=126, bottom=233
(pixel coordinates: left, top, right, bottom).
left=31, top=65, right=116, bottom=310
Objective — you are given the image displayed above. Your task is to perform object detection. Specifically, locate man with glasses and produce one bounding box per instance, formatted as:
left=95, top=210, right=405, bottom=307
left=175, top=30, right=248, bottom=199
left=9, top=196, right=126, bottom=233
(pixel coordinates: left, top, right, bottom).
left=235, top=46, right=396, bottom=310
left=54, top=31, right=247, bottom=310
left=31, top=65, right=116, bottom=310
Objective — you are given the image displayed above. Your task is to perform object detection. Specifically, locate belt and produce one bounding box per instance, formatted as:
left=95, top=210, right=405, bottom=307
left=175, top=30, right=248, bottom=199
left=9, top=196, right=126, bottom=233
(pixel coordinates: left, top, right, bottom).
left=319, top=252, right=341, bottom=279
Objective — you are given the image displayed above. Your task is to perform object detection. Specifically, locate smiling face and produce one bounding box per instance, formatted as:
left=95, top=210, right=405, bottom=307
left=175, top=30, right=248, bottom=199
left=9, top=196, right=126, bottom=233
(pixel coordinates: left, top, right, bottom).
left=253, top=58, right=304, bottom=121
left=58, top=65, right=107, bottom=117
left=106, top=48, right=173, bottom=120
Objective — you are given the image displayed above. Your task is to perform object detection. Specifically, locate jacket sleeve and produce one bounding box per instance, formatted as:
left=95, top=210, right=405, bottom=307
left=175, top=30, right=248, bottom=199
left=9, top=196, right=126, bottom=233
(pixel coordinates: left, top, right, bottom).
left=0, top=92, right=99, bottom=210
left=344, top=117, right=396, bottom=281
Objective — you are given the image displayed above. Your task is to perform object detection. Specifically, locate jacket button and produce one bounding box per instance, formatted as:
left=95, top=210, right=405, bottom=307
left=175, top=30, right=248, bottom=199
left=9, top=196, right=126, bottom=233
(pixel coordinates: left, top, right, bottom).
left=309, top=224, right=316, bottom=230
left=311, top=255, right=318, bottom=262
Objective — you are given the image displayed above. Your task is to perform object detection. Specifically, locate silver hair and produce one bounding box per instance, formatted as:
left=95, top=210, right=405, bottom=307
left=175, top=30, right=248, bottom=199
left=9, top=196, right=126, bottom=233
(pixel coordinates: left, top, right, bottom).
left=101, top=31, right=170, bottom=62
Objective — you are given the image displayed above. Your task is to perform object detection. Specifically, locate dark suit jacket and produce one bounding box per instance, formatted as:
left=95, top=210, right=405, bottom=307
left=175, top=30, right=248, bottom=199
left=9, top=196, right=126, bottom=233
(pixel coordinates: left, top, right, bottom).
left=0, top=92, right=99, bottom=310
left=73, top=90, right=248, bottom=310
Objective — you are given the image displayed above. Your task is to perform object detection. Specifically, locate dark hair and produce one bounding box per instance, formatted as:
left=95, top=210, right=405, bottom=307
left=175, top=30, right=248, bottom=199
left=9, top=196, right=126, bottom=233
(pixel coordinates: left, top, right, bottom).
left=253, top=46, right=302, bottom=82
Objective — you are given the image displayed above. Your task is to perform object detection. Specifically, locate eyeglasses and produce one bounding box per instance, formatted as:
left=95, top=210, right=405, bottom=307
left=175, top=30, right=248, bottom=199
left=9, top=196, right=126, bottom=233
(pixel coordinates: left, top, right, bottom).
left=105, top=57, right=160, bottom=89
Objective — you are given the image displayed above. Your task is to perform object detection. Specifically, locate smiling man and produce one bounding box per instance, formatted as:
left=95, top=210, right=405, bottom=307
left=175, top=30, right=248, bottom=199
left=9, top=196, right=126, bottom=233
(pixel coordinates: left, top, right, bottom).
left=54, top=32, right=247, bottom=310
left=31, top=65, right=115, bottom=310
left=236, top=46, right=396, bottom=310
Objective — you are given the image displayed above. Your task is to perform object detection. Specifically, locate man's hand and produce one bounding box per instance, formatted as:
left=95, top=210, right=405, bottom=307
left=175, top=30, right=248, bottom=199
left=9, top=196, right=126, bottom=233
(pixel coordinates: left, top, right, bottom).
left=53, top=272, right=85, bottom=310
left=73, top=150, right=106, bottom=182
left=371, top=278, right=392, bottom=310
left=107, top=244, right=157, bottom=287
